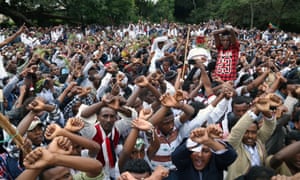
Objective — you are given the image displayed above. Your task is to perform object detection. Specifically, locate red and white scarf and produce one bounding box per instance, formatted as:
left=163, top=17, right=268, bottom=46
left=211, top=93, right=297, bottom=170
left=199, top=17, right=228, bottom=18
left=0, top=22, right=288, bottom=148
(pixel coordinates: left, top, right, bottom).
left=93, top=125, right=119, bottom=171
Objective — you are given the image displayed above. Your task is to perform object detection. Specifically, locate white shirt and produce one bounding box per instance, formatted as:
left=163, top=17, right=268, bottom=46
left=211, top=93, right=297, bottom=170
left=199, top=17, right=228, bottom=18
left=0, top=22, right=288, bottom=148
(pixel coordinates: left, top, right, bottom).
left=243, top=144, right=261, bottom=167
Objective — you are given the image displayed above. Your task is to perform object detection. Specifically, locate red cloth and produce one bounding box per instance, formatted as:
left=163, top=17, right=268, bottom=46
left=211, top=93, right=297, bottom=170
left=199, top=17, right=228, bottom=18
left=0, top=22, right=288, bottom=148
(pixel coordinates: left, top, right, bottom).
left=93, top=125, right=119, bottom=167
left=214, top=41, right=240, bottom=81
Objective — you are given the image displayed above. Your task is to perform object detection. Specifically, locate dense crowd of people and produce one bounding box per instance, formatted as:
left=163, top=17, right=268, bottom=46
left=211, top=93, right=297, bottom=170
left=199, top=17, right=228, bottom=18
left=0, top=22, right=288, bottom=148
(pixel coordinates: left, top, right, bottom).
left=0, top=19, right=300, bottom=180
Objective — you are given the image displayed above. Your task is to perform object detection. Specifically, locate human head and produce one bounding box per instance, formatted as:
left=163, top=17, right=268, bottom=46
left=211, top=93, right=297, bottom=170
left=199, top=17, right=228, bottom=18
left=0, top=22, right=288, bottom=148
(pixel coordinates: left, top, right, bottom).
left=164, top=70, right=177, bottom=84
left=190, top=144, right=213, bottom=171
left=122, top=159, right=152, bottom=179
left=157, top=41, right=165, bottom=49
left=39, top=166, right=72, bottom=180
left=232, top=96, right=252, bottom=119
left=242, top=122, right=259, bottom=147
left=130, top=138, right=146, bottom=160
left=27, top=118, right=43, bottom=146
left=97, top=106, right=118, bottom=134
left=161, top=59, right=171, bottom=72
left=221, top=33, right=231, bottom=50
left=139, top=89, right=156, bottom=104
left=235, top=166, right=275, bottom=180
left=157, top=109, right=174, bottom=136
left=187, top=47, right=210, bottom=65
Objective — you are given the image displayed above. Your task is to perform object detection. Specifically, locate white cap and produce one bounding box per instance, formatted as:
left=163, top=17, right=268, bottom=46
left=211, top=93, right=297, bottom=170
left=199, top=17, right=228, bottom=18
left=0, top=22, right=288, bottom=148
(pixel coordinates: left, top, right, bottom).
left=187, top=47, right=212, bottom=66
left=187, top=47, right=210, bottom=60
left=28, top=118, right=43, bottom=131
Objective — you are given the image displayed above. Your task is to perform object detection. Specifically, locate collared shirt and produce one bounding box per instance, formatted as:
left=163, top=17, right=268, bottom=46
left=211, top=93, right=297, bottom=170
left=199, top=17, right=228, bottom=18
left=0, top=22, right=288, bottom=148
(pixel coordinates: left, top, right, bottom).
left=243, top=144, right=261, bottom=167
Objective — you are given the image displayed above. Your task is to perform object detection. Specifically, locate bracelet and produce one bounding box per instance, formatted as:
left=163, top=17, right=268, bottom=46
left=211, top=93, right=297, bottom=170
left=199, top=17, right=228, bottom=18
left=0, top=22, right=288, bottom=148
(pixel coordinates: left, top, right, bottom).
left=146, top=126, right=155, bottom=142
left=0, top=130, right=19, bottom=144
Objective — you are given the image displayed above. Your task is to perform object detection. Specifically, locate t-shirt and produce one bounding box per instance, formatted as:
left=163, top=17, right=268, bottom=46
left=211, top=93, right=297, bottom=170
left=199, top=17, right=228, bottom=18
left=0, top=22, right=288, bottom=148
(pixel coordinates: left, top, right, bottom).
left=215, top=41, right=240, bottom=81
left=73, top=170, right=105, bottom=180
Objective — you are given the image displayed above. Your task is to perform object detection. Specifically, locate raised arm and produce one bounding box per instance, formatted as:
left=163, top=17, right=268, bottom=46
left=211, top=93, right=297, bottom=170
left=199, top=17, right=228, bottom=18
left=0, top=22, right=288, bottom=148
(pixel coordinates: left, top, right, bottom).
left=44, top=119, right=100, bottom=157
left=0, top=24, right=25, bottom=48
left=269, top=141, right=300, bottom=170
left=20, top=147, right=102, bottom=179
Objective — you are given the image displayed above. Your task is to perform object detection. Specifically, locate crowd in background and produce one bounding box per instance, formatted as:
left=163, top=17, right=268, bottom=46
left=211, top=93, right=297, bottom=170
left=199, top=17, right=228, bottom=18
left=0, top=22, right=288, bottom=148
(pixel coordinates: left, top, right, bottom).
left=0, top=19, right=300, bottom=179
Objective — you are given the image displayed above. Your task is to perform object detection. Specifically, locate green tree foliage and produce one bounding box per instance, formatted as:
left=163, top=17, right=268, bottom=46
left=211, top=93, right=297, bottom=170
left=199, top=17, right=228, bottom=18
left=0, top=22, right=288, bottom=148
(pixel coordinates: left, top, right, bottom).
left=0, top=0, right=299, bottom=32
left=145, top=0, right=175, bottom=22
left=0, top=0, right=136, bottom=26
left=173, top=0, right=300, bottom=32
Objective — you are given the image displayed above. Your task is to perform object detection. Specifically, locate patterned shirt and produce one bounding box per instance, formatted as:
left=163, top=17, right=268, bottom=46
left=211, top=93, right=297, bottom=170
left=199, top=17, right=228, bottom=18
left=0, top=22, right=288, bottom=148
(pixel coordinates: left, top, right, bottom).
left=0, top=153, right=23, bottom=180
left=215, top=41, right=240, bottom=81
left=63, top=94, right=94, bottom=120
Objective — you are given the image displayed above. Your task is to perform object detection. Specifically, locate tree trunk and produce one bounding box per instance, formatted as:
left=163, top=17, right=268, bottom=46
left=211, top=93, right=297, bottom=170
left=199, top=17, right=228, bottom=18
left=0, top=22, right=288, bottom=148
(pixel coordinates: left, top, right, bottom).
left=0, top=3, right=33, bottom=26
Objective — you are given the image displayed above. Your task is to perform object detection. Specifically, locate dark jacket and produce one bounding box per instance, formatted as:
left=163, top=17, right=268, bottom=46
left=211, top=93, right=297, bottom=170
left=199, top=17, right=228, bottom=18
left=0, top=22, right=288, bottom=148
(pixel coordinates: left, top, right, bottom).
left=171, top=139, right=237, bottom=180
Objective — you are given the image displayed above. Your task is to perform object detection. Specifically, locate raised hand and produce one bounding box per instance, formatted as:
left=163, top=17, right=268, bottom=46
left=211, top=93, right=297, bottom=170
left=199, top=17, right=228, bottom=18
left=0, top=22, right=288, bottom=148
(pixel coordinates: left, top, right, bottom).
left=102, top=94, right=120, bottom=110
left=190, top=127, right=209, bottom=144
left=44, top=123, right=63, bottom=140
left=138, top=108, right=153, bottom=120
left=118, top=171, right=137, bottom=180
left=266, top=93, right=282, bottom=107
left=148, top=165, right=169, bottom=180
left=132, top=119, right=154, bottom=131
left=47, top=136, right=73, bottom=155
left=78, top=87, right=91, bottom=98
left=27, top=97, right=46, bottom=113
left=134, top=75, right=149, bottom=87
left=160, top=93, right=179, bottom=108
left=23, top=147, right=53, bottom=169
left=116, top=73, right=125, bottom=84
left=111, top=83, right=120, bottom=96
left=222, top=83, right=235, bottom=99
left=66, top=81, right=77, bottom=91
left=207, top=124, right=223, bottom=139
left=254, top=97, right=270, bottom=113
left=64, top=117, right=84, bottom=132
left=174, top=89, right=188, bottom=101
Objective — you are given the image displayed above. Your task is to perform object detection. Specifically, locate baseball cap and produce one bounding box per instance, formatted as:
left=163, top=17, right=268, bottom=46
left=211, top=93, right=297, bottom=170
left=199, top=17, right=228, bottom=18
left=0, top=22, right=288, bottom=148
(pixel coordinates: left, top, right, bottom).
left=28, top=118, right=43, bottom=131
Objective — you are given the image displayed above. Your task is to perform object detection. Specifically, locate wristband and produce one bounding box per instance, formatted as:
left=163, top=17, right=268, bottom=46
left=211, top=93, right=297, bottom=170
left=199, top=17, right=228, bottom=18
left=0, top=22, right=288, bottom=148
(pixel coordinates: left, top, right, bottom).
left=247, top=110, right=259, bottom=121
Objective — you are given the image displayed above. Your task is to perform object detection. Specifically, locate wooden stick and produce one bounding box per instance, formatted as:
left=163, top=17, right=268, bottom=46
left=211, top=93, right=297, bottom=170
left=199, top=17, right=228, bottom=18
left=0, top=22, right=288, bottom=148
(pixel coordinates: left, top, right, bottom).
left=0, top=113, right=30, bottom=155
left=182, top=26, right=191, bottom=80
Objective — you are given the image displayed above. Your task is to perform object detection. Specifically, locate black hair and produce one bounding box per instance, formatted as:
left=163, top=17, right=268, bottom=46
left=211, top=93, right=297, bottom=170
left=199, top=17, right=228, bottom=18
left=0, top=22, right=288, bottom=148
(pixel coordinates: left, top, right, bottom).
left=231, top=96, right=252, bottom=107
left=222, top=30, right=231, bottom=36
left=292, top=110, right=300, bottom=122
left=165, top=108, right=174, bottom=117
left=235, top=166, right=275, bottom=180
left=121, top=159, right=152, bottom=174
left=182, top=67, right=199, bottom=91
left=285, top=130, right=300, bottom=145
left=189, top=101, right=206, bottom=119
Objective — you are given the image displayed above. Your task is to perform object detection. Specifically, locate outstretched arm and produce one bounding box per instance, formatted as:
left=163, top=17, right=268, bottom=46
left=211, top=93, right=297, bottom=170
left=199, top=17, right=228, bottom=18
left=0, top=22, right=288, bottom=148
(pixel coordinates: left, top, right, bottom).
left=0, top=24, right=25, bottom=48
